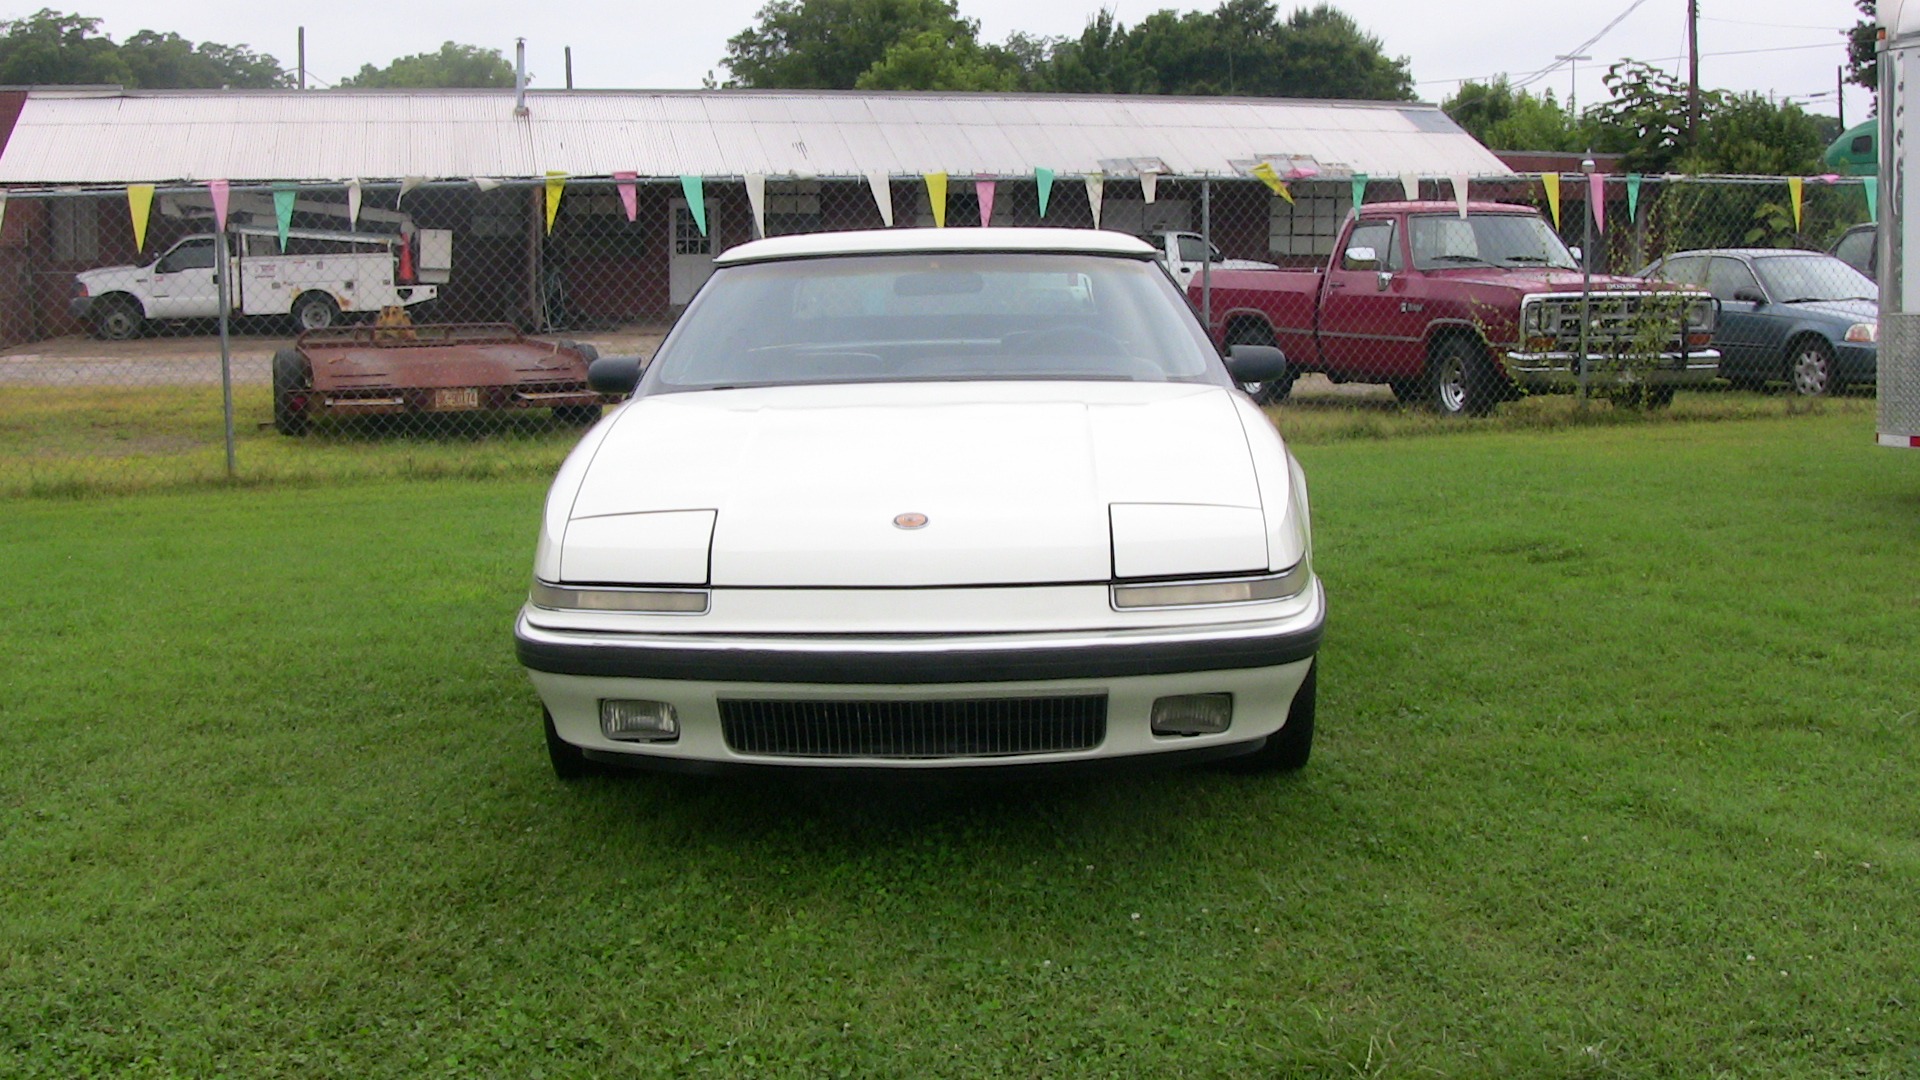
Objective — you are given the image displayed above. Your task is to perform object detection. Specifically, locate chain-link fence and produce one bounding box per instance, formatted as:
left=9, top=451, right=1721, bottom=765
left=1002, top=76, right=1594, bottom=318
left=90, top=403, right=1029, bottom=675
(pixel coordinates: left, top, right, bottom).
left=0, top=172, right=1880, bottom=495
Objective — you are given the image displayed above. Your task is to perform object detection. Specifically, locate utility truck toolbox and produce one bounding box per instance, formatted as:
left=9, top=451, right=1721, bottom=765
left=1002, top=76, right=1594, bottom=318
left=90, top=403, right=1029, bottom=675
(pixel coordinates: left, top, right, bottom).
left=270, top=324, right=606, bottom=436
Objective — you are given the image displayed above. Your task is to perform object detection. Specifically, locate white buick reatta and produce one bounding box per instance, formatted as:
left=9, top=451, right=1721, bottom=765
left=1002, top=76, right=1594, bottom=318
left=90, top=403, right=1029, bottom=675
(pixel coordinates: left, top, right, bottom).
left=515, top=228, right=1323, bottom=777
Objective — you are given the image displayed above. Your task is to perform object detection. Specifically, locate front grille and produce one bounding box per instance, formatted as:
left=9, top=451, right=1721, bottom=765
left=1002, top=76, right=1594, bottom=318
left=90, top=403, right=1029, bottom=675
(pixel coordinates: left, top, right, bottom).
left=1530, top=294, right=1691, bottom=354
left=719, top=696, right=1107, bottom=759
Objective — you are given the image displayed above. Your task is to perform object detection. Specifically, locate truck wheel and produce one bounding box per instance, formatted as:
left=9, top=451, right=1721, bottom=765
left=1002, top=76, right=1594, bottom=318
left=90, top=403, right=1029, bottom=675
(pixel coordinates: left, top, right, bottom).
left=1221, top=660, right=1316, bottom=773
left=1785, top=338, right=1835, bottom=396
left=92, top=295, right=145, bottom=341
left=292, top=292, right=340, bottom=332
left=1428, top=337, right=1499, bottom=417
left=271, top=347, right=312, bottom=436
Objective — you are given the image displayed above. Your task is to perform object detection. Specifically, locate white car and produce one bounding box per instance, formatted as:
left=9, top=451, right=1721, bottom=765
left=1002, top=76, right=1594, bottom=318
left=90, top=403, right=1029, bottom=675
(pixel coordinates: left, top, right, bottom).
left=515, top=228, right=1324, bottom=777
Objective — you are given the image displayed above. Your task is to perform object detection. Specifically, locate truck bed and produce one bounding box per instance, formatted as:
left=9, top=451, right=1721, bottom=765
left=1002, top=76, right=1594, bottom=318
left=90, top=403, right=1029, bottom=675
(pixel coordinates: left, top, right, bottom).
left=1191, top=267, right=1324, bottom=366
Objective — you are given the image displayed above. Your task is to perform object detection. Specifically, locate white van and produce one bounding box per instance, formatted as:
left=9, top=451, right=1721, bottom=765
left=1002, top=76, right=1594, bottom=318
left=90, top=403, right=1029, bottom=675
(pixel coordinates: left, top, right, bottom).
left=71, top=226, right=450, bottom=340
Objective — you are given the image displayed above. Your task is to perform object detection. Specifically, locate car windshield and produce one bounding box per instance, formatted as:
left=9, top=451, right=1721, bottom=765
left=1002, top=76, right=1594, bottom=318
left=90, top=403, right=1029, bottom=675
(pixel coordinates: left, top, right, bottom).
left=1752, top=255, right=1875, bottom=303
left=644, top=252, right=1228, bottom=392
left=1407, top=214, right=1578, bottom=270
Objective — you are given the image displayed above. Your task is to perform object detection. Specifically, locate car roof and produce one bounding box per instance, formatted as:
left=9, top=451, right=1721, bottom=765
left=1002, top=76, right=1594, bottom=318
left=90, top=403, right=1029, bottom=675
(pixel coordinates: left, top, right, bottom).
left=716, top=227, right=1158, bottom=266
left=1653, top=248, right=1836, bottom=261
left=1358, top=201, right=1541, bottom=216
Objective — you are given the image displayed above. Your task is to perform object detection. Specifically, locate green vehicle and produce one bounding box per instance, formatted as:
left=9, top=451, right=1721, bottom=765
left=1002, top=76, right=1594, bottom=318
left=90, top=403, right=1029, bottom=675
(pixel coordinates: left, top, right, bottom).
left=1824, top=119, right=1876, bottom=177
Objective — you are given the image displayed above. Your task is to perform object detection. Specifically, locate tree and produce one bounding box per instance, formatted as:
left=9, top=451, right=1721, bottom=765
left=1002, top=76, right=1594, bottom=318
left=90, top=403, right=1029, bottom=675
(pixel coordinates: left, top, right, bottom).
left=0, top=9, right=286, bottom=88
left=338, top=42, right=514, bottom=89
left=1848, top=0, right=1876, bottom=94
left=120, top=31, right=285, bottom=89
left=721, top=0, right=983, bottom=89
left=1442, top=79, right=1592, bottom=153
left=855, top=30, right=1022, bottom=90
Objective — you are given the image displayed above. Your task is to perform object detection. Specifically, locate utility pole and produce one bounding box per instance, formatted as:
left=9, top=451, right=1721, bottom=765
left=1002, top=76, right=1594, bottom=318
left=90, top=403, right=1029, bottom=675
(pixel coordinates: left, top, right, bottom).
left=1686, top=0, right=1701, bottom=143
left=1838, top=65, right=1846, bottom=129
left=297, top=27, right=306, bottom=90
left=1556, top=53, right=1592, bottom=113
left=565, top=47, right=574, bottom=90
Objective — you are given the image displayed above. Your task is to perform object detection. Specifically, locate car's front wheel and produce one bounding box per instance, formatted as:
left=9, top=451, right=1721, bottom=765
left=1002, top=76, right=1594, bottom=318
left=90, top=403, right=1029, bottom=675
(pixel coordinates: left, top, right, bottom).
left=1222, top=660, right=1316, bottom=773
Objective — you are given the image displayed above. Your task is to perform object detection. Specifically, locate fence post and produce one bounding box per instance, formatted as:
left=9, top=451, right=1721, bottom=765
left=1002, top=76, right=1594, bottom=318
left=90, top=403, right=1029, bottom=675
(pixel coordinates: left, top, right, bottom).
left=1578, top=168, right=1593, bottom=405
left=1200, top=178, right=1212, bottom=329
left=216, top=222, right=236, bottom=478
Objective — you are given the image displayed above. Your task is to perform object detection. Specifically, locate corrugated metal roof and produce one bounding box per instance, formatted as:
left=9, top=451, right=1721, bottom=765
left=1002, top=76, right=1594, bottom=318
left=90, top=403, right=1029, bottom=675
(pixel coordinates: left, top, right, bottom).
left=0, top=88, right=1510, bottom=186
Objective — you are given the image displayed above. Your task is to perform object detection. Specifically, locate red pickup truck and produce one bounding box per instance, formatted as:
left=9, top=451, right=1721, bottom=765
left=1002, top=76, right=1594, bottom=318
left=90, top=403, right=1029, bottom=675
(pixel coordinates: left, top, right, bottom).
left=1191, top=201, right=1720, bottom=414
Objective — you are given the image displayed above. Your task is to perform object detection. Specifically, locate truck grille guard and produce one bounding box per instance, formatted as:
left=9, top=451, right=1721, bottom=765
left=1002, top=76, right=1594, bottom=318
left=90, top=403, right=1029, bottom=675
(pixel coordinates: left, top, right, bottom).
left=1508, top=290, right=1720, bottom=372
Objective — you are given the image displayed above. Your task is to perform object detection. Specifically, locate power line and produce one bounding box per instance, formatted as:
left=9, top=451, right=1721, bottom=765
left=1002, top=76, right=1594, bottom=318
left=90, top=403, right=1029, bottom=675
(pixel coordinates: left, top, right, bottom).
left=1417, top=42, right=1842, bottom=88
left=1701, top=15, right=1850, bottom=33
left=1510, top=0, right=1658, bottom=89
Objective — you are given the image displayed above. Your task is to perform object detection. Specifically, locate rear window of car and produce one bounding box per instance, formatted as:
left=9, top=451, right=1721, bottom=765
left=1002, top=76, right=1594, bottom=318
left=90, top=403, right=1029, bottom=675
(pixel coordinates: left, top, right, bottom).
left=644, top=252, right=1229, bottom=392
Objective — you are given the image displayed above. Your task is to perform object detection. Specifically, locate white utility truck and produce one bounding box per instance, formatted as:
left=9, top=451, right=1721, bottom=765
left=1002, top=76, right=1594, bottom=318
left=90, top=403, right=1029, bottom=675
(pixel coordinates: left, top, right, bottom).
left=1138, top=229, right=1279, bottom=291
left=1880, top=2, right=1920, bottom=447
left=71, top=225, right=450, bottom=340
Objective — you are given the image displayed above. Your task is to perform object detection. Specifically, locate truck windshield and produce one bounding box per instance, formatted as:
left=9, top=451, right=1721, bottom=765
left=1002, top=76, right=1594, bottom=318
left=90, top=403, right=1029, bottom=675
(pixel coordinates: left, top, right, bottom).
left=645, top=252, right=1228, bottom=392
left=1408, top=214, right=1578, bottom=271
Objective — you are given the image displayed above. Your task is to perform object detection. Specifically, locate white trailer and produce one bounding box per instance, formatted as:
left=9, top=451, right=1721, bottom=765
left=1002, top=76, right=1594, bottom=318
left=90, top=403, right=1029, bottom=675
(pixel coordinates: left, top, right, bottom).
left=71, top=226, right=449, bottom=341
left=1881, top=3, right=1920, bottom=446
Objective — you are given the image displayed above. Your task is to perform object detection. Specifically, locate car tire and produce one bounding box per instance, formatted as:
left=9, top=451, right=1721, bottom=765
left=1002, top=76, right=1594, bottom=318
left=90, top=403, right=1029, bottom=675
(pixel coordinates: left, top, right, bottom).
left=1222, top=660, right=1317, bottom=773
left=545, top=707, right=601, bottom=780
left=292, top=292, right=340, bottom=332
left=271, top=347, right=312, bottom=437
left=92, top=295, right=145, bottom=341
left=1785, top=338, right=1835, bottom=397
left=1428, top=337, right=1499, bottom=417
left=1226, top=323, right=1296, bottom=404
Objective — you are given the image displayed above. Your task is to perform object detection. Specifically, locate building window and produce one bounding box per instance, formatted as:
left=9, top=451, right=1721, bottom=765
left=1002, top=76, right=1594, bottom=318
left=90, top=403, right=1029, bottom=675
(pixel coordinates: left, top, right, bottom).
left=675, top=205, right=710, bottom=255
left=1269, top=184, right=1349, bottom=259
left=52, top=198, right=100, bottom=263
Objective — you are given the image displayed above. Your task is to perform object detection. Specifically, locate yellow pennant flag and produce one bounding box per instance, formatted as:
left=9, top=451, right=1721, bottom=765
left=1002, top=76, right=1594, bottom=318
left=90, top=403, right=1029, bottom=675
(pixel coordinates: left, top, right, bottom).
left=127, top=184, right=155, bottom=253
left=1788, top=176, right=1804, bottom=231
left=1250, top=161, right=1293, bottom=204
left=1542, top=174, right=1562, bottom=228
left=924, top=172, right=948, bottom=228
left=544, top=171, right=567, bottom=234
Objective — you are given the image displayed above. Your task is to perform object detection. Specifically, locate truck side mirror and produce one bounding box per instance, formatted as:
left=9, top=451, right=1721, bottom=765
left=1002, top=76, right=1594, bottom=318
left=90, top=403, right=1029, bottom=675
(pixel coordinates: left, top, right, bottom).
left=1343, top=246, right=1378, bottom=270
left=587, top=355, right=644, bottom=395
left=1225, top=343, right=1288, bottom=384
left=1568, top=246, right=1584, bottom=264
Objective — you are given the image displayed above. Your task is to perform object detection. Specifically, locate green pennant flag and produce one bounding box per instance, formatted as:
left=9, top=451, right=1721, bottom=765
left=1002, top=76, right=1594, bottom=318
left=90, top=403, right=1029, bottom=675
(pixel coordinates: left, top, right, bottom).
left=680, top=175, right=708, bottom=236
left=273, top=186, right=296, bottom=252
left=1036, top=167, right=1055, bottom=218
left=1626, top=174, right=1642, bottom=224
left=1864, top=176, right=1879, bottom=222
left=1350, top=173, right=1367, bottom=210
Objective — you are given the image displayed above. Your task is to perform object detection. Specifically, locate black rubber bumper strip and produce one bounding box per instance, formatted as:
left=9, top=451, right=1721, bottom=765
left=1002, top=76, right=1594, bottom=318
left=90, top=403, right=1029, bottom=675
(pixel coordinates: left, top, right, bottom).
left=515, top=615, right=1323, bottom=685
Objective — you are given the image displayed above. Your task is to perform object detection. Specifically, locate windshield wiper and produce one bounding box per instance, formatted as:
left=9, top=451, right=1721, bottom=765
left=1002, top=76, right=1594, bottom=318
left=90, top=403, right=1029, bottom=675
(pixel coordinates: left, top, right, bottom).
left=1502, top=255, right=1558, bottom=264
left=1428, top=254, right=1493, bottom=265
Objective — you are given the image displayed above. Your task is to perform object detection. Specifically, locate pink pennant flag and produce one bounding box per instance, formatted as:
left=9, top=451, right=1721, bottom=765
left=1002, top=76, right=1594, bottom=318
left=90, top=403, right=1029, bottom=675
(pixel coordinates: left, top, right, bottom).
left=208, top=179, right=230, bottom=230
left=613, top=171, right=638, bottom=222
left=976, top=177, right=996, bottom=227
left=1589, top=173, right=1606, bottom=233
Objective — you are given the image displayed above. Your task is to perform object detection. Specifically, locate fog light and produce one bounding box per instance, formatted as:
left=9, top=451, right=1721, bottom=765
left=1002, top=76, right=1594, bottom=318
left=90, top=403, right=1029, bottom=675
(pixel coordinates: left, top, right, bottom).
left=1151, top=693, right=1233, bottom=737
left=600, top=700, right=679, bottom=742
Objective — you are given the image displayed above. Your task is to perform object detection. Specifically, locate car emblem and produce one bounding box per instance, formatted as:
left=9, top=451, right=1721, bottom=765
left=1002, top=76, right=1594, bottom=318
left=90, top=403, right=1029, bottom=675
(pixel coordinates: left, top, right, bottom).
left=893, top=512, right=929, bottom=530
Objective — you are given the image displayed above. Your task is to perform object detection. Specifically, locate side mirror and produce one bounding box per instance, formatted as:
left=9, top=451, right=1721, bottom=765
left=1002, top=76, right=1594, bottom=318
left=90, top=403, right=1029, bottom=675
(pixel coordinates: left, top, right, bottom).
left=1731, top=287, right=1766, bottom=306
left=1344, top=245, right=1378, bottom=269
left=587, top=355, right=644, bottom=394
left=1568, top=246, right=1584, bottom=263
left=1225, top=343, right=1288, bottom=384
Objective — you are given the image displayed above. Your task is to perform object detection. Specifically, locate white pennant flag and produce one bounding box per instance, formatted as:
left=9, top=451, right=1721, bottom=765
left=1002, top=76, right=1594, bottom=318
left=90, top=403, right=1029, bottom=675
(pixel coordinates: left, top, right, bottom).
left=1451, top=174, right=1470, bottom=218
left=867, top=170, right=894, bottom=227
left=1141, top=171, right=1158, bottom=205
left=745, top=173, right=767, bottom=237
left=473, top=177, right=503, bottom=192
left=399, top=175, right=424, bottom=206
left=1085, top=174, right=1105, bottom=229
left=347, top=179, right=362, bottom=227
left=1400, top=172, right=1419, bottom=201
left=0, top=191, right=9, bottom=238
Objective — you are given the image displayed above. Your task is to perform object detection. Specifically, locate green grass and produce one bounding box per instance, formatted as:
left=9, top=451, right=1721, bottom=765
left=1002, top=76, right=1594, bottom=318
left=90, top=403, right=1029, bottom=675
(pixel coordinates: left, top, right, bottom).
left=2, top=411, right=1918, bottom=1077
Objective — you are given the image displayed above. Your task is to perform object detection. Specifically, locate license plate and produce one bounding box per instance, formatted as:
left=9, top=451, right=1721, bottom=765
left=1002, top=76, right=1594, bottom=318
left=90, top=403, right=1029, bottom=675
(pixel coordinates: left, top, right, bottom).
left=432, top=387, right=480, bottom=410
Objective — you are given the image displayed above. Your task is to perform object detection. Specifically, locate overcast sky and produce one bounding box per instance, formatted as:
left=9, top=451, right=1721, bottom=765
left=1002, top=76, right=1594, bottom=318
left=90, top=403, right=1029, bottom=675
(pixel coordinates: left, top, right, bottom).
left=25, top=0, right=1874, bottom=126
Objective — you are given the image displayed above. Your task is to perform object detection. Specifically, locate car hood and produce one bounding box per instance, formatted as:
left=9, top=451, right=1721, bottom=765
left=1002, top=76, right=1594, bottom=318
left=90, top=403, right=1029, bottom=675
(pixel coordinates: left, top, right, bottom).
left=1776, top=297, right=1877, bottom=322
left=565, top=381, right=1267, bottom=587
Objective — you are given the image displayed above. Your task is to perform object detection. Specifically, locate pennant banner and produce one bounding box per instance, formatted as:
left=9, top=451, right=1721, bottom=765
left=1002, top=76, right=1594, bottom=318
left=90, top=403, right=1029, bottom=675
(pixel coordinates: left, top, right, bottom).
left=208, top=179, right=231, bottom=231
left=127, top=184, right=155, bottom=253
left=680, top=175, right=707, bottom=236
left=976, top=178, right=996, bottom=227
left=868, top=170, right=894, bottom=227
left=1085, top=173, right=1104, bottom=228
left=399, top=175, right=423, bottom=206
left=1250, top=162, right=1292, bottom=204
left=1450, top=174, right=1469, bottom=219
left=345, top=179, right=361, bottom=228
left=272, top=186, right=295, bottom=251
left=1141, top=171, right=1158, bottom=205
left=1865, top=175, right=1879, bottom=222
left=0, top=191, right=8, bottom=240
left=745, top=173, right=767, bottom=237
left=543, top=172, right=566, bottom=234
left=1589, top=173, right=1606, bottom=233
left=1542, top=173, right=1563, bottom=228
left=473, top=177, right=503, bottom=192
left=1788, top=176, right=1804, bottom=232
left=1036, top=167, right=1055, bottom=218
left=1626, top=173, right=1642, bottom=224
left=614, top=171, right=638, bottom=223
left=1350, top=173, right=1368, bottom=211
left=1400, top=172, right=1419, bottom=201
left=925, top=172, right=948, bottom=228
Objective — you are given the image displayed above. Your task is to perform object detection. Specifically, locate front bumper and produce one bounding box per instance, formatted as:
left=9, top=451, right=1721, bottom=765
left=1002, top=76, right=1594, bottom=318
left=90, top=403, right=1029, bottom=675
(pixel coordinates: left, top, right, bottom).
left=68, top=297, right=94, bottom=321
left=1504, top=350, right=1722, bottom=390
left=517, top=580, right=1325, bottom=770
left=1834, top=342, right=1878, bottom=383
